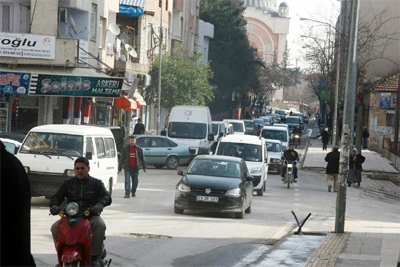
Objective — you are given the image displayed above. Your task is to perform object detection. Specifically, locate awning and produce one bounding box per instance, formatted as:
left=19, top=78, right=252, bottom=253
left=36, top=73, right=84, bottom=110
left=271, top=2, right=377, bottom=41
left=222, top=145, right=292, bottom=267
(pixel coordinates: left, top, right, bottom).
left=119, top=0, right=146, bottom=8
left=119, top=0, right=146, bottom=17
left=114, top=95, right=137, bottom=111
left=133, top=90, right=146, bottom=108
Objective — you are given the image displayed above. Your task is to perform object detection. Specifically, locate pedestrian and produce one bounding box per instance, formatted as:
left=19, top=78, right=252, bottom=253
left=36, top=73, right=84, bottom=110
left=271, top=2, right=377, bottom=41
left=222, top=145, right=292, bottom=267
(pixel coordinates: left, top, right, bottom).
left=325, top=146, right=340, bottom=192
left=347, top=148, right=365, bottom=187
left=362, top=125, right=369, bottom=149
left=133, top=118, right=145, bottom=134
left=0, top=141, right=36, bottom=266
left=119, top=135, right=147, bottom=198
left=321, top=128, right=330, bottom=151
left=210, top=132, right=223, bottom=154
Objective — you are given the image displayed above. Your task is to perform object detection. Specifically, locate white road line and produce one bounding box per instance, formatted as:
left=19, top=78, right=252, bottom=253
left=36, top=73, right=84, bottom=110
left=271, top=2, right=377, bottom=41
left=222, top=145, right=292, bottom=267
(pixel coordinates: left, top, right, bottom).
left=232, top=245, right=271, bottom=267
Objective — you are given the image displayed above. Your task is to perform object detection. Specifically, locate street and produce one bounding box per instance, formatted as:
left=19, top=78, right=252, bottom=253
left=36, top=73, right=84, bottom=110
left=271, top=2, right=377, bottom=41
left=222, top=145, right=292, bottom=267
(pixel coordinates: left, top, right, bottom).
left=30, top=126, right=399, bottom=267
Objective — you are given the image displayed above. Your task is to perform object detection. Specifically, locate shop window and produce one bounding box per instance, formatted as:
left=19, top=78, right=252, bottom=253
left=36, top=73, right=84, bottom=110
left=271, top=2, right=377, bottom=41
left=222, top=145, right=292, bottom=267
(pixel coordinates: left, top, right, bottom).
left=95, top=137, right=106, bottom=158
left=0, top=4, right=13, bottom=32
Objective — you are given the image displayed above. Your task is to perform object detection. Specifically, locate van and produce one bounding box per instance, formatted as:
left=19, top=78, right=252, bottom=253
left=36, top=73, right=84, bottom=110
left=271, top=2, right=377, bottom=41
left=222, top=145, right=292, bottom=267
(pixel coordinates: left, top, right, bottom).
left=223, top=119, right=246, bottom=135
left=215, top=134, right=268, bottom=196
left=212, top=121, right=233, bottom=140
left=261, top=126, right=290, bottom=151
left=164, top=106, right=214, bottom=155
left=16, top=125, right=118, bottom=199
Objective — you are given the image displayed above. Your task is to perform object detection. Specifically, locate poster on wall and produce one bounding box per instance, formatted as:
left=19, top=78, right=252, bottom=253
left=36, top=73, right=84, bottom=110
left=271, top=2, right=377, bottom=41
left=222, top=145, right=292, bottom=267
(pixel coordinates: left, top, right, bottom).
left=379, top=93, right=392, bottom=109
left=0, top=72, right=31, bottom=94
left=29, top=74, right=124, bottom=97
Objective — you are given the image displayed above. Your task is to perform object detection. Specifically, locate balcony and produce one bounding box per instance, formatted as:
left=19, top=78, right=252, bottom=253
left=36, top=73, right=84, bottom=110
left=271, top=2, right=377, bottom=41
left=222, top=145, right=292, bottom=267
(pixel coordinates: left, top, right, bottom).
left=0, top=38, right=79, bottom=67
left=114, top=59, right=150, bottom=74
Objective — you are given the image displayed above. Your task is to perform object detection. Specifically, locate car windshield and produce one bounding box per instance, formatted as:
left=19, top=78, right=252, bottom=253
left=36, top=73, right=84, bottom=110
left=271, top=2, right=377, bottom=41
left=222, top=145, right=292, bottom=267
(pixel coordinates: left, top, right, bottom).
left=187, top=158, right=242, bottom=179
left=267, top=142, right=281, bottom=152
left=261, top=117, right=271, bottom=123
left=243, top=121, right=254, bottom=128
left=20, top=132, right=84, bottom=157
left=275, top=110, right=285, bottom=115
left=286, top=117, right=300, bottom=124
left=168, top=122, right=207, bottom=139
left=229, top=122, right=244, bottom=132
left=216, top=142, right=262, bottom=162
left=212, top=123, right=219, bottom=135
left=253, top=119, right=263, bottom=125
left=261, top=129, right=288, bottom=142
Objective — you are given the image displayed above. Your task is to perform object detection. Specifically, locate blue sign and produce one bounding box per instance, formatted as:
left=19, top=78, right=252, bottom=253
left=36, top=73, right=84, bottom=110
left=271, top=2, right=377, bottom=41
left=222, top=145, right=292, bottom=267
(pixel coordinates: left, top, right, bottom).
left=379, top=93, right=392, bottom=109
left=0, top=72, right=31, bottom=94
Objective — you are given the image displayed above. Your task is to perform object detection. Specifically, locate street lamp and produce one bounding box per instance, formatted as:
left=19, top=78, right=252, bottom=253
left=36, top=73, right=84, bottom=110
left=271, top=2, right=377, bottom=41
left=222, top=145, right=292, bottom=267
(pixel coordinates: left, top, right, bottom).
left=156, top=0, right=163, bottom=135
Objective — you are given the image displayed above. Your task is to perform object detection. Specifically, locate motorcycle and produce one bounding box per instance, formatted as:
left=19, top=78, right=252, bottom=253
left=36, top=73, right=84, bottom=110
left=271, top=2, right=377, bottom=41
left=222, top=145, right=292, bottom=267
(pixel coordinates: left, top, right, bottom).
left=281, top=156, right=300, bottom=189
left=294, top=134, right=301, bottom=148
left=51, top=202, right=110, bottom=267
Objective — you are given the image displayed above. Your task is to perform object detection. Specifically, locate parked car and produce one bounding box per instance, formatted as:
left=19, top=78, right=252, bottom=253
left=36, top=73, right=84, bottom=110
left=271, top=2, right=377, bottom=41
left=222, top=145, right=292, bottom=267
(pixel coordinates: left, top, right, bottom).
left=0, top=132, right=26, bottom=143
left=223, top=119, right=246, bottom=135
left=265, top=139, right=283, bottom=174
left=0, top=138, right=23, bottom=154
left=135, top=135, right=191, bottom=169
left=174, top=155, right=254, bottom=219
left=242, top=119, right=257, bottom=135
left=215, top=134, right=268, bottom=196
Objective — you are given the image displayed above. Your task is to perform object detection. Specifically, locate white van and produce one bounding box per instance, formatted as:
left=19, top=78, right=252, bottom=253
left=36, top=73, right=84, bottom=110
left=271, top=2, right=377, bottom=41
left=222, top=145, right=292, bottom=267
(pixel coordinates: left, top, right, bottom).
left=212, top=121, right=234, bottom=140
left=164, top=105, right=214, bottom=156
left=223, top=119, right=246, bottom=135
left=215, top=135, right=268, bottom=196
left=261, top=126, right=290, bottom=151
left=265, top=139, right=283, bottom=174
left=16, top=125, right=118, bottom=199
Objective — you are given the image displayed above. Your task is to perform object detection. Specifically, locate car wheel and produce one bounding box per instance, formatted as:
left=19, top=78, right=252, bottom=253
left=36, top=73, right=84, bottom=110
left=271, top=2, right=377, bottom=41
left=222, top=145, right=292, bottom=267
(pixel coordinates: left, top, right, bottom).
left=235, top=209, right=245, bottom=219
left=257, top=184, right=264, bottom=196
left=245, top=202, right=252, bottom=214
left=174, top=206, right=184, bottom=214
left=154, top=164, right=164, bottom=169
left=166, top=156, right=179, bottom=169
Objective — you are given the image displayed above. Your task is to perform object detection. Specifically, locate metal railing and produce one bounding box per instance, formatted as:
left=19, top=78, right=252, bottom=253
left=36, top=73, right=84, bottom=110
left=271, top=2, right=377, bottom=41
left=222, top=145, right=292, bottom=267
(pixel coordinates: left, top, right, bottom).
left=382, top=149, right=400, bottom=171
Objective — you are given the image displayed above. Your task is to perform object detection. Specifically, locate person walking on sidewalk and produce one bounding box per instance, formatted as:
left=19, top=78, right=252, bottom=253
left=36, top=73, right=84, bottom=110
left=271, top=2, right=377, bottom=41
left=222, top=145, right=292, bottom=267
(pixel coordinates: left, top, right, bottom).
left=119, top=135, right=146, bottom=198
left=133, top=118, right=145, bottom=134
left=321, top=128, right=330, bottom=151
left=325, top=146, right=340, bottom=192
left=347, top=148, right=365, bottom=187
left=362, top=125, right=369, bottom=149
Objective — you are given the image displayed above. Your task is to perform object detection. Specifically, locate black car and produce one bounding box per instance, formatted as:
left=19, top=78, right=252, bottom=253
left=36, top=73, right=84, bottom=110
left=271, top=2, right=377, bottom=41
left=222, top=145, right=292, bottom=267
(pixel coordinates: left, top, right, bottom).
left=0, top=132, right=26, bottom=143
left=242, top=120, right=256, bottom=135
left=174, top=155, right=254, bottom=219
left=285, top=116, right=302, bottom=132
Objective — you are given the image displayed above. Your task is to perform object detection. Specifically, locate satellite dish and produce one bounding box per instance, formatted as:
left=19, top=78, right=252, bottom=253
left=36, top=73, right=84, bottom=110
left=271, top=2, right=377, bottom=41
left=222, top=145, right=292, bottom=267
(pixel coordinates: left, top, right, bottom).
left=69, top=16, right=78, bottom=34
left=108, top=23, right=120, bottom=36
left=125, top=44, right=137, bottom=57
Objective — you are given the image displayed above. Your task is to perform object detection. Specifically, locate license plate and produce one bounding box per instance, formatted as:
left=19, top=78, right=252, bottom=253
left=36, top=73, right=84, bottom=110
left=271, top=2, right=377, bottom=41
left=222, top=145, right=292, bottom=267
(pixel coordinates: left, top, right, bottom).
left=196, top=196, right=219, bottom=202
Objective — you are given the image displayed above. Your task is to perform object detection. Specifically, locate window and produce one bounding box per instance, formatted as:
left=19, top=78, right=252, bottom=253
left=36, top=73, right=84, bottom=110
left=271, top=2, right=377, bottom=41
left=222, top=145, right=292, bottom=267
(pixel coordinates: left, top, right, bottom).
left=168, top=122, right=207, bottom=139
left=86, top=137, right=94, bottom=155
left=95, top=137, right=106, bottom=158
left=151, top=137, right=166, bottom=147
left=216, top=142, right=262, bottom=162
left=90, top=4, right=97, bottom=40
left=1, top=4, right=12, bottom=32
left=163, top=138, right=177, bottom=147
left=136, top=137, right=151, bottom=148
left=99, top=17, right=106, bottom=49
left=59, top=8, right=67, bottom=23
left=104, top=138, right=116, bottom=158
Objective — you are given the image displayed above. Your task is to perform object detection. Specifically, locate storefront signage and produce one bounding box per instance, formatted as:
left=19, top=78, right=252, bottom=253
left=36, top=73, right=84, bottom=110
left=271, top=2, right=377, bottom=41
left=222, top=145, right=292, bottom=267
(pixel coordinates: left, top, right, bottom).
left=0, top=32, right=56, bottom=59
left=30, top=74, right=124, bottom=97
left=379, top=92, right=392, bottom=109
left=0, top=72, right=31, bottom=95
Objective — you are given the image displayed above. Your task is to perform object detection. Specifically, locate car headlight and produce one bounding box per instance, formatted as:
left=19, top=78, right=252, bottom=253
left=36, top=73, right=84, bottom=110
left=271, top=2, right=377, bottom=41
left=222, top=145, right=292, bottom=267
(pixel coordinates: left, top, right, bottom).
left=65, top=169, right=75, bottom=177
left=225, top=188, right=241, bottom=197
left=250, top=167, right=262, bottom=175
left=65, top=202, right=79, bottom=216
left=177, top=183, right=191, bottom=193
left=295, top=135, right=300, bottom=138
left=24, top=166, right=30, bottom=174
left=271, top=158, right=280, bottom=163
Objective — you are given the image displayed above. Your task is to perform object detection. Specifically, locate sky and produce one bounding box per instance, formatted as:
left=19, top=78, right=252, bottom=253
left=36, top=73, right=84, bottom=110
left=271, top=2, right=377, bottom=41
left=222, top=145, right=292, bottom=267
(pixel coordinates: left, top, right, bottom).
left=285, top=0, right=341, bottom=69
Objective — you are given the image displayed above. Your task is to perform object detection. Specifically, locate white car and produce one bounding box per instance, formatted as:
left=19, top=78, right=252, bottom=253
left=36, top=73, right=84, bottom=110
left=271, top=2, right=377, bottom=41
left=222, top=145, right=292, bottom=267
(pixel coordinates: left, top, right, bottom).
left=0, top=138, right=23, bottom=154
left=265, top=139, right=283, bottom=174
left=261, top=126, right=290, bottom=151
left=215, top=135, right=268, bottom=196
left=223, top=119, right=246, bottom=135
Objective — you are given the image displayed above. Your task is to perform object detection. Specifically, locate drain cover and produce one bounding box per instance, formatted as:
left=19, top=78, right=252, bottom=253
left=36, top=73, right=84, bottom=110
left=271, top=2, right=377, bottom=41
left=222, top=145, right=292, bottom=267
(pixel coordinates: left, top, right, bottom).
left=117, top=233, right=172, bottom=239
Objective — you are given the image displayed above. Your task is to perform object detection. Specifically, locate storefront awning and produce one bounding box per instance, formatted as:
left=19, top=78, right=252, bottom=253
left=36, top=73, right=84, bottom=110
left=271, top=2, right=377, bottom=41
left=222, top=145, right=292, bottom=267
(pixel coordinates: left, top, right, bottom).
left=133, top=90, right=146, bottom=108
left=119, top=0, right=146, bottom=17
left=114, top=95, right=137, bottom=111
left=119, top=0, right=146, bottom=8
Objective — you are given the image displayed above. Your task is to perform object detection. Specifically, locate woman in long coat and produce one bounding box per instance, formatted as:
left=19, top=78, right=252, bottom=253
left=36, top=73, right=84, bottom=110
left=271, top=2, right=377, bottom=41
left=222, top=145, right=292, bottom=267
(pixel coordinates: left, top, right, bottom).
left=321, top=128, right=330, bottom=151
left=347, top=148, right=365, bottom=187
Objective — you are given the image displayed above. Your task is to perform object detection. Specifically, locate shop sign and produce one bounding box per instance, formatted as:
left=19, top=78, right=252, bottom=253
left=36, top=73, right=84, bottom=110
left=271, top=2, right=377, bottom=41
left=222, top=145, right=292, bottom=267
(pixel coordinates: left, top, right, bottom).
left=379, top=92, right=392, bottom=109
left=0, top=32, right=55, bottom=59
left=0, top=72, right=31, bottom=95
left=30, top=74, right=124, bottom=97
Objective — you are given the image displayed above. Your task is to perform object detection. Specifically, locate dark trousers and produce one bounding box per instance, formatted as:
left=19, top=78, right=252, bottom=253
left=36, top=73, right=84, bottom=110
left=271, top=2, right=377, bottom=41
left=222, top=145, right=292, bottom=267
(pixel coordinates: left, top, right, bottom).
left=51, top=216, right=106, bottom=256
left=363, top=137, right=368, bottom=149
left=124, top=168, right=139, bottom=196
left=281, top=165, right=298, bottom=178
left=322, top=142, right=328, bottom=151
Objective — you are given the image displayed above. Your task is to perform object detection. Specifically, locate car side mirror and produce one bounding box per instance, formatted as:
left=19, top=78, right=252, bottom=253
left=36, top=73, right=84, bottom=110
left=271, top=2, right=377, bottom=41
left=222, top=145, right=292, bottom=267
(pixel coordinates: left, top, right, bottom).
left=14, top=146, right=19, bottom=155
left=86, top=152, right=93, bottom=160
left=208, top=133, right=215, bottom=141
left=245, top=175, right=255, bottom=181
left=161, top=130, right=166, bottom=136
left=177, top=170, right=184, bottom=176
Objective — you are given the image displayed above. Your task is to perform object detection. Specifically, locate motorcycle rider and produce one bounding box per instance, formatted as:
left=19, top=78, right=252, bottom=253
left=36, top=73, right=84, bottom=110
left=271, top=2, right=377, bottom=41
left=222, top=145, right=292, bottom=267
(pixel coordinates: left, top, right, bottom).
left=292, top=125, right=302, bottom=145
left=281, top=143, right=300, bottom=182
left=49, top=157, right=112, bottom=267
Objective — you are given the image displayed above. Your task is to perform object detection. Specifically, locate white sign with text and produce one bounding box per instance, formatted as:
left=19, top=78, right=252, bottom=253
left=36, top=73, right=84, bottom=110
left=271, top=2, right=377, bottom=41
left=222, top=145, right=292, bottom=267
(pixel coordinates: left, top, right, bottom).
left=0, top=32, right=56, bottom=59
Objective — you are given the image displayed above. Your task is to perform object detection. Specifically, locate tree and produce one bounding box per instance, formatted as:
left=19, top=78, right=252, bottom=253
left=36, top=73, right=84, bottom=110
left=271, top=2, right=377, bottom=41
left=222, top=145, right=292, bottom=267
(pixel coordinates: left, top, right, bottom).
left=144, top=46, right=214, bottom=111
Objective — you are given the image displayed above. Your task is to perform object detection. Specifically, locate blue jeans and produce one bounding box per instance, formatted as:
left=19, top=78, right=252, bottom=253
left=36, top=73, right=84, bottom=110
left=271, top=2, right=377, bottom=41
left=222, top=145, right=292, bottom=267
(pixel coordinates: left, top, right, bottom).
left=363, top=137, right=368, bottom=149
left=281, top=165, right=298, bottom=178
left=124, top=168, right=139, bottom=196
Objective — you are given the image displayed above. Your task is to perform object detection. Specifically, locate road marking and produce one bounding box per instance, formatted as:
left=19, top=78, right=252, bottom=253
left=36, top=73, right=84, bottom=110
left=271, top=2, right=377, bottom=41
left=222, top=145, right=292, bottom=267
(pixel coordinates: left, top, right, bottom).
left=232, top=245, right=271, bottom=267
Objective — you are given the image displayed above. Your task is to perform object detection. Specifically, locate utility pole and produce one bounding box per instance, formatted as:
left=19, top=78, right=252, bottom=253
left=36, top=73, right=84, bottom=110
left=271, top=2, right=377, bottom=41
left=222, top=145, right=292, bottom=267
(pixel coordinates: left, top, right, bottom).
left=156, top=0, right=163, bottom=135
left=335, top=0, right=360, bottom=233
left=394, top=73, right=400, bottom=156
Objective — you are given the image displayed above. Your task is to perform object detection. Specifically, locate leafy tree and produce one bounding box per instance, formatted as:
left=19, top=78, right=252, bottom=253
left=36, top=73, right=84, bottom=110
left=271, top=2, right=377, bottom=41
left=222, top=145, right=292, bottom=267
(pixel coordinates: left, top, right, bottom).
left=144, top=46, right=214, bottom=111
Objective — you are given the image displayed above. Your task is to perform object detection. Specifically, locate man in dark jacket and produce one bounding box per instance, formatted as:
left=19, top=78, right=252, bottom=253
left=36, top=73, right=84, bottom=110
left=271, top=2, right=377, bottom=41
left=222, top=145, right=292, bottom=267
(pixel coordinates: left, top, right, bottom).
left=325, top=146, right=340, bottom=192
left=1, top=141, right=36, bottom=266
left=119, top=135, right=147, bottom=198
left=210, top=132, right=223, bottom=154
left=49, top=157, right=111, bottom=267
left=281, top=143, right=300, bottom=181
left=133, top=118, right=145, bottom=134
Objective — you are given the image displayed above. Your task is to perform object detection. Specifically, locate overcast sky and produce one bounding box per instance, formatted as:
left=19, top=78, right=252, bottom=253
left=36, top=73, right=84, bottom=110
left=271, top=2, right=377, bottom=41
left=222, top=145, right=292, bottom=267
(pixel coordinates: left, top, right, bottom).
left=285, top=0, right=340, bottom=69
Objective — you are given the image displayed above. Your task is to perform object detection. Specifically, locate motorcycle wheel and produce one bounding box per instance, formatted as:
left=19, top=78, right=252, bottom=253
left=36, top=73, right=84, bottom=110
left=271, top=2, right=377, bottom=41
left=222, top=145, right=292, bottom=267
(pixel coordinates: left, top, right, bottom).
left=63, top=260, right=81, bottom=267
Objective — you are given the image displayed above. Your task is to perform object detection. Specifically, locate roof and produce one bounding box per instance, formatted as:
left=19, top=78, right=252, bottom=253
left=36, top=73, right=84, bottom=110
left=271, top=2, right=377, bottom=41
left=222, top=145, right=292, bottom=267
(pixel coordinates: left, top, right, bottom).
left=29, top=125, right=113, bottom=136
left=194, top=155, right=243, bottom=163
left=370, top=72, right=399, bottom=92
left=223, top=119, right=244, bottom=123
left=220, top=134, right=263, bottom=144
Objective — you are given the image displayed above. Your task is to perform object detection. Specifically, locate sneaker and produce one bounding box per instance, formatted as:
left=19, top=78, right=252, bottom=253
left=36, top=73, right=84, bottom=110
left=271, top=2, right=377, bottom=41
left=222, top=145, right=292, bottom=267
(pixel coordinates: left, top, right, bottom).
left=328, top=185, right=332, bottom=192
left=124, top=195, right=130, bottom=198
